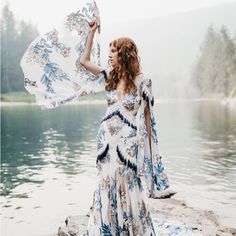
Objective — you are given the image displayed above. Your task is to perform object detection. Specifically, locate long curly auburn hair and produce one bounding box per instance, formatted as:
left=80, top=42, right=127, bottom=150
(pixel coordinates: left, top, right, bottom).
left=105, top=37, right=141, bottom=94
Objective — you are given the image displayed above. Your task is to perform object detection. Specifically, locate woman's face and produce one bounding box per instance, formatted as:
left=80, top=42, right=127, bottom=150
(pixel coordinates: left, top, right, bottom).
left=108, top=44, right=118, bottom=67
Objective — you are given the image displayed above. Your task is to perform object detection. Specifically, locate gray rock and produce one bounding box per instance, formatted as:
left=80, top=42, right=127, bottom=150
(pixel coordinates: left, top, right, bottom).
left=57, top=215, right=88, bottom=236
left=148, top=189, right=177, bottom=199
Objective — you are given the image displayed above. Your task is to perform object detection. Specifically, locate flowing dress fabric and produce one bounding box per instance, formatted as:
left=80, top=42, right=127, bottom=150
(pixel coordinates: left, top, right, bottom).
left=136, top=77, right=169, bottom=196
left=85, top=70, right=201, bottom=236
left=20, top=0, right=102, bottom=110
left=86, top=71, right=157, bottom=235
left=20, top=1, right=203, bottom=235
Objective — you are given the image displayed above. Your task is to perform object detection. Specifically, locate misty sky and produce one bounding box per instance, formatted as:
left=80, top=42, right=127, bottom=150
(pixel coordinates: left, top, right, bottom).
left=2, top=0, right=235, bottom=33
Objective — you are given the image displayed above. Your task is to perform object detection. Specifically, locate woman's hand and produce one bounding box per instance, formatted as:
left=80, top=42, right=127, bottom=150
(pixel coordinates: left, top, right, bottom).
left=88, top=20, right=98, bottom=34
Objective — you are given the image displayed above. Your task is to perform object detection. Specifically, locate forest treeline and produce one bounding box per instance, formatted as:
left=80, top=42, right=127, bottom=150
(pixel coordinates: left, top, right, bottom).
left=193, top=25, right=236, bottom=98
left=1, top=4, right=236, bottom=99
left=1, top=4, right=38, bottom=93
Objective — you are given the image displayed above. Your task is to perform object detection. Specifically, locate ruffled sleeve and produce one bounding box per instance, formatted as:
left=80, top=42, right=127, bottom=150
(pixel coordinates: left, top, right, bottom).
left=20, top=0, right=105, bottom=110
left=137, top=77, right=170, bottom=197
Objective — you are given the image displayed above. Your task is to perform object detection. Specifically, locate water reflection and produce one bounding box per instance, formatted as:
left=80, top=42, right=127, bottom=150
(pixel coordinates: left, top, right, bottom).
left=1, top=101, right=236, bottom=235
left=1, top=105, right=106, bottom=197
left=194, top=101, right=236, bottom=181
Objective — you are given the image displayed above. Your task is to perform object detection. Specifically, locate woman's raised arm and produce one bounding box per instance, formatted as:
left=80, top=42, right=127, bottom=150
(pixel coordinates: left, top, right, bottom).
left=80, top=20, right=103, bottom=75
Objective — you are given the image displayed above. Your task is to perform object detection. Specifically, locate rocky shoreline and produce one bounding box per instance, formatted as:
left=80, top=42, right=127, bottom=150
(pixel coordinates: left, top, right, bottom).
left=38, top=191, right=236, bottom=236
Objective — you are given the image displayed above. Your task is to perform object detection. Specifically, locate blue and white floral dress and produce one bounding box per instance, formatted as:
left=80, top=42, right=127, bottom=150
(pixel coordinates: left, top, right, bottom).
left=83, top=70, right=201, bottom=236
left=85, top=69, right=169, bottom=235
left=20, top=1, right=202, bottom=235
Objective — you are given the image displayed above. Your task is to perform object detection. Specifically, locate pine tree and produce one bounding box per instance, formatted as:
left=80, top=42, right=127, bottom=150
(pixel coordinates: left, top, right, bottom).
left=220, top=25, right=236, bottom=97
left=193, top=24, right=236, bottom=98
left=1, top=3, right=38, bottom=93
left=1, top=4, right=17, bottom=93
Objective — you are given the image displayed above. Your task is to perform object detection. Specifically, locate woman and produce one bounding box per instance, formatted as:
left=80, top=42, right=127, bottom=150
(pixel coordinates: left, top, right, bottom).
left=80, top=20, right=169, bottom=236
left=20, top=1, right=202, bottom=235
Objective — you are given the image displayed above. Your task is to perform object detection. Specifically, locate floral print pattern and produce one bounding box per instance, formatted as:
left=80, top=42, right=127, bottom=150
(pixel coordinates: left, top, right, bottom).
left=85, top=71, right=171, bottom=236
left=136, top=78, right=170, bottom=195
left=20, top=0, right=102, bottom=109
left=85, top=71, right=201, bottom=235
left=21, top=1, right=203, bottom=235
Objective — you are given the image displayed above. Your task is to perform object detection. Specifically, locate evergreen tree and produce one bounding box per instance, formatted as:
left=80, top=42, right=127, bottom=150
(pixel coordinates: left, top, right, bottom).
left=220, top=25, right=236, bottom=96
left=193, top=24, right=236, bottom=98
left=1, top=3, right=38, bottom=93
left=1, top=4, right=17, bottom=93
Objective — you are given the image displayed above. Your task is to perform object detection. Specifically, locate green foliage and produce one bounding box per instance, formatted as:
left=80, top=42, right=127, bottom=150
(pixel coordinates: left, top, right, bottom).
left=193, top=24, right=236, bottom=98
left=1, top=3, right=39, bottom=93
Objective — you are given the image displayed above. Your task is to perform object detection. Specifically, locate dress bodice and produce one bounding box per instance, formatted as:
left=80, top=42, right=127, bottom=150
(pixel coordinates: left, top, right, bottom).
left=99, top=73, right=145, bottom=138
left=105, top=75, right=144, bottom=119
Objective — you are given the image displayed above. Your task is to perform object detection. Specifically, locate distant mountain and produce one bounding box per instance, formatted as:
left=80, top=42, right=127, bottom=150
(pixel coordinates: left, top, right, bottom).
left=100, top=1, right=236, bottom=98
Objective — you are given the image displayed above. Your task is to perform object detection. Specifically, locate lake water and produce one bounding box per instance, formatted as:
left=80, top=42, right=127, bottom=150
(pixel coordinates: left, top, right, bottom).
left=1, top=101, right=236, bottom=236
